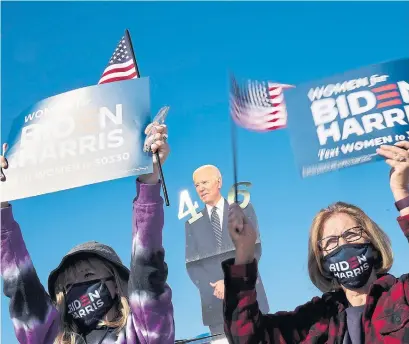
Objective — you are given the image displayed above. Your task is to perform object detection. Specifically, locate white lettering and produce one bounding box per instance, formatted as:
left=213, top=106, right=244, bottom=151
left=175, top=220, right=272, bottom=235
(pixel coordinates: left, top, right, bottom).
left=317, top=122, right=341, bottom=145
left=336, top=95, right=350, bottom=119
left=348, top=91, right=377, bottom=115
left=383, top=108, right=407, bottom=128
left=398, top=81, right=409, bottom=103
left=361, top=113, right=386, bottom=133
left=79, top=135, right=97, bottom=154
left=39, top=144, right=58, bottom=162
left=59, top=139, right=77, bottom=158
left=20, top=124, right=41, bottom=148
left=341, top=118, right=365, bottom=140
left=107, top=129, right=124, bottom=148
left=89, top=290, right=100, bottom=302
left=353, top=268, right=362, bottom=275
left=308, top=78, right=369, bottom=101
left=339, top=261, right=349, bottom=271
left=99, top=104, right=123, bottom=129
left=311, top=98, right=338, bottom=126
left=85, top=305, right=94, bottom=314
left=357, top=255, right=367, bottom=264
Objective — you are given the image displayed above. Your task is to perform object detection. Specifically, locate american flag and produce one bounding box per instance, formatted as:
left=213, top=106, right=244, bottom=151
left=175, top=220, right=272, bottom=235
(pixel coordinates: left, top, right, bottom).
left=230, top=76, right=293, bottom=132
left=98, top=31, right=139, bottom=84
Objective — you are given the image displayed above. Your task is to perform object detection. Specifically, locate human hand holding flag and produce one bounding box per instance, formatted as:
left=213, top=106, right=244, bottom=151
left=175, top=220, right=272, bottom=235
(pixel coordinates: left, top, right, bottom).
left=0, top=143, right=8, bottom=182
left=228, top=75, right=294, bottom=205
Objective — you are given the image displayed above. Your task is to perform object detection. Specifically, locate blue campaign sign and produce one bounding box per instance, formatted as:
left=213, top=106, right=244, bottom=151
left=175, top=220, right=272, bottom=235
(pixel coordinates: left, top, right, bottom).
left=1, top=78, right=153, bottom=201
left=285, top=58, right=409, bottom=177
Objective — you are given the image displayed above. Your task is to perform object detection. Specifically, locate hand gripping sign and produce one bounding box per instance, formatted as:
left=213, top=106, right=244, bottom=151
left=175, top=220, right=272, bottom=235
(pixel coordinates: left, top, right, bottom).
left=1, top=78, right=152, bottom=201
left=144, top=105, right=170, bottom=206
left=285, top=58, right=409, bottom=177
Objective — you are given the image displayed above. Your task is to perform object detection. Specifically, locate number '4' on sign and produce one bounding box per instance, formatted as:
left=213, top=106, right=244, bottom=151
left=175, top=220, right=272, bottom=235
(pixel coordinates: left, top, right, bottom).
left=178, top=182, right=252, bottom=224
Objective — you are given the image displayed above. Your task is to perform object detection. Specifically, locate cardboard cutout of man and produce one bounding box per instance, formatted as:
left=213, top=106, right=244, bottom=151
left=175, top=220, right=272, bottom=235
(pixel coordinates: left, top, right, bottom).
left=185, top=165, right=269, bottom=337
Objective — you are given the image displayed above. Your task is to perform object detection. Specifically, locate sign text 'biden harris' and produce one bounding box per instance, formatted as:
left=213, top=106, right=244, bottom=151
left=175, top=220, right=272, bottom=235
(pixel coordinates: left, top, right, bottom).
left=1, top=78, right=152, bottom=201
left=285, top=58, right=409, bottom=177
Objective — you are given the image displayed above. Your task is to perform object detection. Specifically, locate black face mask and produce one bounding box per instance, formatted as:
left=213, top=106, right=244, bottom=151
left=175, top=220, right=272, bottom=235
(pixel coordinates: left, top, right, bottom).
left=322, top=243, right=375, bottom=289
left=65, top=278, right=115, bottom=332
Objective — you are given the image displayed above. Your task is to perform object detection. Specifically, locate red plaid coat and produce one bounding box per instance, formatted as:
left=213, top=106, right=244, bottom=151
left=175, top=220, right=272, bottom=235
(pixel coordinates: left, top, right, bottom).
left=222, top=215, right=409, bottom=344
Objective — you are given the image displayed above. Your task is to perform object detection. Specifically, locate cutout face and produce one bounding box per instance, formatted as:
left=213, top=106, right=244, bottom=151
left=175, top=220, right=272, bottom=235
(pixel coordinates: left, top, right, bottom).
left=193, top=166, right=222, bottom=206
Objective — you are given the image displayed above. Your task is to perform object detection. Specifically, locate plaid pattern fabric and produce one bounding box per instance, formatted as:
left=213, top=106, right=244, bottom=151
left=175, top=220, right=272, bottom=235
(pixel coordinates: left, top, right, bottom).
left=222, top=215, right=409, bottom=344
left=398, top=215, right=409, bottom=243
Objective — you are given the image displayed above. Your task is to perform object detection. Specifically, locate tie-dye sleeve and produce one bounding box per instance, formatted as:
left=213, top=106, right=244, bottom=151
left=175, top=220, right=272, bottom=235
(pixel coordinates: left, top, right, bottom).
left=1, top=205, right=60, bottom=344
left=128, top=181, right=175, bottom=344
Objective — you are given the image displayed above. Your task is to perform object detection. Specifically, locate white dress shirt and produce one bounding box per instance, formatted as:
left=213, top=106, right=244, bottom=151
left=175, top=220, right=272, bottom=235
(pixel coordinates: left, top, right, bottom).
left=206, top=197, right=225, bottom=230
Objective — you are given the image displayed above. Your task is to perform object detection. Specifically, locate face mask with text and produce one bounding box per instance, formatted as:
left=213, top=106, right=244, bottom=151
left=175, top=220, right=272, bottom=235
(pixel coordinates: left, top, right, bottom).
left=322, top=243, right=375, bottom=289
left=65, top=278, right=115, bottom=331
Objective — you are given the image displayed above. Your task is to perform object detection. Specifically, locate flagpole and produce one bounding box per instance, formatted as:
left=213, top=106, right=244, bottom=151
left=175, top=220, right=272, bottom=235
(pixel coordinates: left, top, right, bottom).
left=175, top=333, right=223, bottom=344
left=230, top=115, right=239, bottom=204
left=229, top=74, right=239, bottom=204
left=125, top=29, right=170, bottom=206
left=125, top=29, right=141, bottom=78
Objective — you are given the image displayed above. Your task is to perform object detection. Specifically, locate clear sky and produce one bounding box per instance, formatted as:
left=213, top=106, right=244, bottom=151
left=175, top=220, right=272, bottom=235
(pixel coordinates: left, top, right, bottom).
left=1, top=1, right=409, bottom=343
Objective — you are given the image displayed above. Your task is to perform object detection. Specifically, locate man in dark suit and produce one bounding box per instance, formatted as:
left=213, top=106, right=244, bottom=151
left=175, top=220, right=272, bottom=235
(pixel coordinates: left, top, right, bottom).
left=185, top=165, right=269, bottom=337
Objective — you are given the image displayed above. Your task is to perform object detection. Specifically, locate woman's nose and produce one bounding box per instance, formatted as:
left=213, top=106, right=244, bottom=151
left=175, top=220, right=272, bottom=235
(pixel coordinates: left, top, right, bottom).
left=338, top=237, right=348, bottom=247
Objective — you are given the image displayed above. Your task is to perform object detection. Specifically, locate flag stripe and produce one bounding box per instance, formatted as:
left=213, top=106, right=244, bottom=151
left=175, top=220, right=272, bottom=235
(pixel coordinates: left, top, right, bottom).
left=99, top=67, right=137, bottom=84
left=230, top=77, right=293, bottom=132
left=99, top=72, right=138, bottom=84
left=101, top=59, right=134, bottom=75
left=100, top=61, right=135, bottom=79
left=98, top=32, right=140, bottom=85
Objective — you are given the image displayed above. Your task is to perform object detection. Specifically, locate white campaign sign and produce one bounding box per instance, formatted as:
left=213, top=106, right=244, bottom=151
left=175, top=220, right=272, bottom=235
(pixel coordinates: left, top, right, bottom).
left=1, top=78, right=152, bottom=201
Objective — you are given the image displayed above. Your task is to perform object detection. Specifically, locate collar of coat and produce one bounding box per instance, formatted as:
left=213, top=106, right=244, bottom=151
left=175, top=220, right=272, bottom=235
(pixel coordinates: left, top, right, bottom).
left=323, top=273, right=408, bottom=317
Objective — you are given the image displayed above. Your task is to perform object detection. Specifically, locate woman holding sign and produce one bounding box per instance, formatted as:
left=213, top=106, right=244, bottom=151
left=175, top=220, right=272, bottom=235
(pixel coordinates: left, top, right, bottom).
left=223, top=141, right=409, bottom=344
left=0, top=123, right=174, bottom=344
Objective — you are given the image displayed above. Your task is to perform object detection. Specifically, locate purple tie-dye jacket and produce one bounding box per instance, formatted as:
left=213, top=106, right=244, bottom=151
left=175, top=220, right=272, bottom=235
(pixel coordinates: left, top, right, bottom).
left=1, top=181, right=175, bottom=344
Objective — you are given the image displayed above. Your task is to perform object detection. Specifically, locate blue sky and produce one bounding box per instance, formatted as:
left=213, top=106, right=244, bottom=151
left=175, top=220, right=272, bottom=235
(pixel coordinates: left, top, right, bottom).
left=1, top=1, right=409, bottom=342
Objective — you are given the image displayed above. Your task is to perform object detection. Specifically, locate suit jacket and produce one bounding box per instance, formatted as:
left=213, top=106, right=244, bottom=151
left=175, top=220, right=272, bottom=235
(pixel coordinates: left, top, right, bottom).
left=185, top=199, right=269, bottom=326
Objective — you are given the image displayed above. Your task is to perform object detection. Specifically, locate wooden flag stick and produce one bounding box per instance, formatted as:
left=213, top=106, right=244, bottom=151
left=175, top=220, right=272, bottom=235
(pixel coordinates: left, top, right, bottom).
left=125, top=29, right=170, bottom=206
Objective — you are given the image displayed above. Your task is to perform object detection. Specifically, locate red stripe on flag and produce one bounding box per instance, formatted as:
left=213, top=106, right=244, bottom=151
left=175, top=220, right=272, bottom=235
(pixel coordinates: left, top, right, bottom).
left=99, top=71, right=138, bottom=84
left=377, top=99, right=402, bottom=109
left=371, top=84, right=397, bottom=93
left=268, top=118, right=282, bottom=123
left=101, top=63, right=135, bottom=78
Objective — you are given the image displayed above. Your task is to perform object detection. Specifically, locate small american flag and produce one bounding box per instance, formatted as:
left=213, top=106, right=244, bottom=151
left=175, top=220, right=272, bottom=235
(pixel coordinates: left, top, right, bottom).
left=230, top=76, right=293, bottom=132
left=98, top=31, right=140, bottom=84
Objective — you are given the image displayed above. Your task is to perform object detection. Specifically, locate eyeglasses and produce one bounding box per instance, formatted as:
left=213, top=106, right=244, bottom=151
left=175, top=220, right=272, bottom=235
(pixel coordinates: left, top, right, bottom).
left=317, top=226, right=365, bottom=252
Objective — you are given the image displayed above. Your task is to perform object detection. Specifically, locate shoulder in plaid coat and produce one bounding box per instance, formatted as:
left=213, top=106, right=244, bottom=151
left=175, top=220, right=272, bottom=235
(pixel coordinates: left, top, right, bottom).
left=222, top=214, right=409, bottom=344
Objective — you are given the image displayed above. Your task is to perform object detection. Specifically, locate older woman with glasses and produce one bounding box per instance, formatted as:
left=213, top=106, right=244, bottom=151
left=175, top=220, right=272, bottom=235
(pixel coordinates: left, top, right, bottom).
left=222, top=141, right=409, bottom=344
